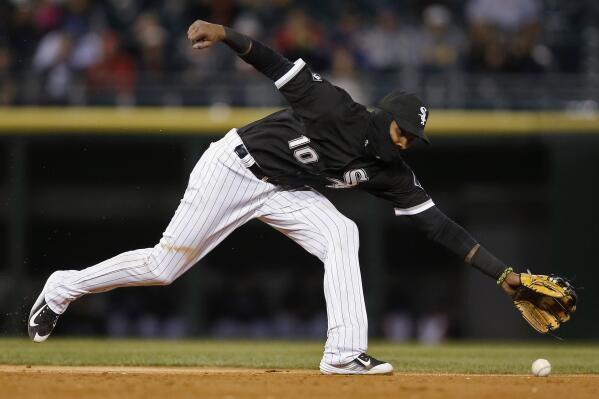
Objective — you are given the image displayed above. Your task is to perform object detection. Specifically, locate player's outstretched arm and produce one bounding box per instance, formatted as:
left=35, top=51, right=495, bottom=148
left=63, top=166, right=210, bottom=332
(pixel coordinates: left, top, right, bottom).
left=187, top=20, right=354, bottom=120
left=187, top=20, right=295, bottom=83
left=409, top=206, right=579, bottom=334
left=407, top=206, right=521, bottom=294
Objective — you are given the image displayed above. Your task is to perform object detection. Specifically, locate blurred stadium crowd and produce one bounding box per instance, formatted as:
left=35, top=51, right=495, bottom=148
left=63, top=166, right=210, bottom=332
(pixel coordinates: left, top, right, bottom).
left=1, top=0, right=597, bottom=109
left=2, top=1, right=598, bottom=342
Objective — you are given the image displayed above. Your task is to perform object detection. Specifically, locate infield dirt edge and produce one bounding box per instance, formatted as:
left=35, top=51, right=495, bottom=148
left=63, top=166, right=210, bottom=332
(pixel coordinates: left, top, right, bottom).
left=2, top=365, right=598, bottom=377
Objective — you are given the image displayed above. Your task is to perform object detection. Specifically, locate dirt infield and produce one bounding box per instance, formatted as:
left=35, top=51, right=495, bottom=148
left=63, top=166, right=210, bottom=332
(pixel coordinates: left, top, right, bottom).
left=1, top=365, right=598, bottom=399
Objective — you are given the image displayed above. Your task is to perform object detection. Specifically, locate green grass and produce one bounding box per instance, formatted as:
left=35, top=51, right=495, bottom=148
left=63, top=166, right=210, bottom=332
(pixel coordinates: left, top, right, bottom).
left=0, top=339, right=598, bottom=374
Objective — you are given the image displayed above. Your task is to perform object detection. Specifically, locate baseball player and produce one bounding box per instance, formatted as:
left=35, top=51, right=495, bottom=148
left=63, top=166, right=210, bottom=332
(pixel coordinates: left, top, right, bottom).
left=28, top=20, right=575, bottom=375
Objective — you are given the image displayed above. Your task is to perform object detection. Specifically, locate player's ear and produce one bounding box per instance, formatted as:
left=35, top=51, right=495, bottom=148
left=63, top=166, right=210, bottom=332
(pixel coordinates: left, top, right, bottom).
left=388, top=120, right=400, bottom=139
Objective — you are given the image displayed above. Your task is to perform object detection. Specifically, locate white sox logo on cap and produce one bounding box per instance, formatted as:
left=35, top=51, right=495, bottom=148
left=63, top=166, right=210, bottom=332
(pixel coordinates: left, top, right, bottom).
left=419, top=106, right=428, bottom=126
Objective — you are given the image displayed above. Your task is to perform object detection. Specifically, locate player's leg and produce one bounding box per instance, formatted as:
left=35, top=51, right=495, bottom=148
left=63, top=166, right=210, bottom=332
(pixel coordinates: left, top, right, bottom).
left=29, top=130, right=274, bottom=341
left=257, top=188, right=391, bottom=374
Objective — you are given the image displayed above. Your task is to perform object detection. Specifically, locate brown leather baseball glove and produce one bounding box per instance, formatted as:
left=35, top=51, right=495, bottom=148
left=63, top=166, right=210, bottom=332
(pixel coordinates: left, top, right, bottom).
left=512, top=272, right=577, bottom=333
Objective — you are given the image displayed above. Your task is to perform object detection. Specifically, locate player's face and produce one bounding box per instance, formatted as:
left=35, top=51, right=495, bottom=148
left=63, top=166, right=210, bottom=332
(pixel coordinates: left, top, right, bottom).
left=389, top=121, right=416, bottom=150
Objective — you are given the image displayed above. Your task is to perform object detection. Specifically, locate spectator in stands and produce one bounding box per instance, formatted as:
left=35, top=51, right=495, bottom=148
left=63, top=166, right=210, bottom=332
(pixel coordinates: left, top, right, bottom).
left=34, top=0, right=62, bottom=34
left=31, top=0, right=102, bottom=105
left=466, top=0, right=546, bottom=73
left=273, top=8, right=329, bottom=70
left=103, top=0, right=141, bottom=31
left=467, top=0, right=542, bottom=32
left=63, top=0, right=103, bottom=73
left=87, top=31, right=136, bottom=106
left=328, top=45, right=369, bottom=105
left=32, top=30, right=75, bottom=104
left=0, top=46, right=16, bottom=105
left=133, top=12, right=167, bottom=80
left=418, top=5, right=465, bottom=72
left=5, top=2, right=39, bottom=72
left=357, top=8, right=414, bottom=73
left=331, top=10, right=368, bottom=70
left=62, top=0, right=93, bottom=37
left=0, top=0, right=581, bottom=107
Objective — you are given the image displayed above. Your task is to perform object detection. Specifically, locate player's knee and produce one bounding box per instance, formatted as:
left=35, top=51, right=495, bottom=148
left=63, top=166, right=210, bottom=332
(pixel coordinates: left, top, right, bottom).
left=344, top=218, right=359, bottom=239
left=326, top=216, right=359, bottom=249
left=338, top=217, right=359, bottom=240
left=146, top=267, right=175, bottom=286
left=143, top=254, right=176, bottom=286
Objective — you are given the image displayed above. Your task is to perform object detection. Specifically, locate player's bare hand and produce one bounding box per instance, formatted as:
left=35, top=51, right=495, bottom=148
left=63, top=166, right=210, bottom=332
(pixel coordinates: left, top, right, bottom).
left=187, top=20, right=225, bottom=50
left=501, top=271, right=521, bottom=296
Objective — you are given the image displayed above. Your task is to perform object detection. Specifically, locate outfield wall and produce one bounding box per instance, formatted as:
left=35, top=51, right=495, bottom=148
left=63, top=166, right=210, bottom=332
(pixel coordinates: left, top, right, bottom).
left=1, top=107, right=598, bottom=134
left=1, top=108, right=598, bottom=340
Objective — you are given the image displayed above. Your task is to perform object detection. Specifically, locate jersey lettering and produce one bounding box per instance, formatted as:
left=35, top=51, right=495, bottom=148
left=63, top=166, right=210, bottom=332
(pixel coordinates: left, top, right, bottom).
left=293, top=147, right=319, bottom=164
left=344, top=168, right=369, bottom=186
left=289, top=135, right=319, bottom=164
left=326, top=168, right=369, bottom=189
left=288, top=135, right=311, bottom=149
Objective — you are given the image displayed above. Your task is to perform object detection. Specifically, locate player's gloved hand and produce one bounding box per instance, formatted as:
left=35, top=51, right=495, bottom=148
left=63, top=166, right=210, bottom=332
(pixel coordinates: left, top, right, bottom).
left=499, top=271, right=521, bottom=296
left=503, top=269, right=577, bottom=334
left=187, top=20, right=226, bottom=50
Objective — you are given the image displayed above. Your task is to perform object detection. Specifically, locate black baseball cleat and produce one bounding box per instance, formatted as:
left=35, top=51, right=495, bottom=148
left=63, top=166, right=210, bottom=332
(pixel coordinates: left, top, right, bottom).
left=320, top=353, right=394, bottom=375
left=28, top=299, right=60, bottom=343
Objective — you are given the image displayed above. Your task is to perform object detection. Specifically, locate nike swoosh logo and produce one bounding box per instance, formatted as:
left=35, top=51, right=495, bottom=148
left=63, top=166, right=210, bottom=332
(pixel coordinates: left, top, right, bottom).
left=29, top=305, right=45, bottom=328
left=34, top=332, right=51, bottom=343
left=356, top=358, right=371, bottom=367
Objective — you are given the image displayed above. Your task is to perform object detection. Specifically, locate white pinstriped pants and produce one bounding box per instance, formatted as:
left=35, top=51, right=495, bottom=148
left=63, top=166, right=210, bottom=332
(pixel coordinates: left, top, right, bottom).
left=43, top=129, right=368, bottom=365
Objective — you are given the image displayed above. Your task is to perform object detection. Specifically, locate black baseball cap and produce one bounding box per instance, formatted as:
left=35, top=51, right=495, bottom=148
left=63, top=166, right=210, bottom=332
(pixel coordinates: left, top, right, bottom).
left=377, top=90, right=430, bottom=144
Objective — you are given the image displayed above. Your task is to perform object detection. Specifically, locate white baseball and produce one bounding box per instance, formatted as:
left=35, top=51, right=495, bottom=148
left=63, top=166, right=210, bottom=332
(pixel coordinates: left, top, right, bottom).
left=531, top=358, right=551, bottom=377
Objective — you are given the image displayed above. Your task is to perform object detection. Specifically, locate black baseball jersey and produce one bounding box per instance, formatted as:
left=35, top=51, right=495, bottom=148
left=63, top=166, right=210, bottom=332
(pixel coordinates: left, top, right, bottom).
left=237, top=58, right=433, bottom=216
left=223, top=34, right=483, bottom=266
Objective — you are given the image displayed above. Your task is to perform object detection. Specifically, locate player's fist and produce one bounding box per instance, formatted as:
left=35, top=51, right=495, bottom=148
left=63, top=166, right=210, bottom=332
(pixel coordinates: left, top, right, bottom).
left=187, top=20, right=225, bottom=50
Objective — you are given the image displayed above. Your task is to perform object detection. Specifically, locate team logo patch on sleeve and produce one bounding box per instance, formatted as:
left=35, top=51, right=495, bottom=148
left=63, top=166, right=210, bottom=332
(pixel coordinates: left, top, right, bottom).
left=412, top=171, right=424, bottom=190
left=312, top=72, right=323, bottom=82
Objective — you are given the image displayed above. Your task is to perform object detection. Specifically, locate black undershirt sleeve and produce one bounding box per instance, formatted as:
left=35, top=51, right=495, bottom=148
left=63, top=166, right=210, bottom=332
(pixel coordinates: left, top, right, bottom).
left=223, top=27, right=293, bottom=82
left=407, top=206, right=507, bottom=279
left=408, top=206, right=476, bottom=259
left=223, top=27, right=251, bottom=54
left=470, top=245, right=508, bottom=279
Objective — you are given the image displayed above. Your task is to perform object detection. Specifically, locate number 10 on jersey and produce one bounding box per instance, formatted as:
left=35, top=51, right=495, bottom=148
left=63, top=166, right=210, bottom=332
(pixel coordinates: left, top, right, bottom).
left=288, top=135, right=319, bottom=164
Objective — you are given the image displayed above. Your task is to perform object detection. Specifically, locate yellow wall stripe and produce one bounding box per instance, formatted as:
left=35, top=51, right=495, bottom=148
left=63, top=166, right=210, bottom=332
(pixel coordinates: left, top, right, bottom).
left=0, top=107, right=597, bottom=135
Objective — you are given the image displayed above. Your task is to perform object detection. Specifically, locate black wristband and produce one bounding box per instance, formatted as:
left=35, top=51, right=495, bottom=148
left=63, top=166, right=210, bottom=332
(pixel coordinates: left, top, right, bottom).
left=223, top=27, right=251, bottom=54
left=470, top=245, right=507, bottom=279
